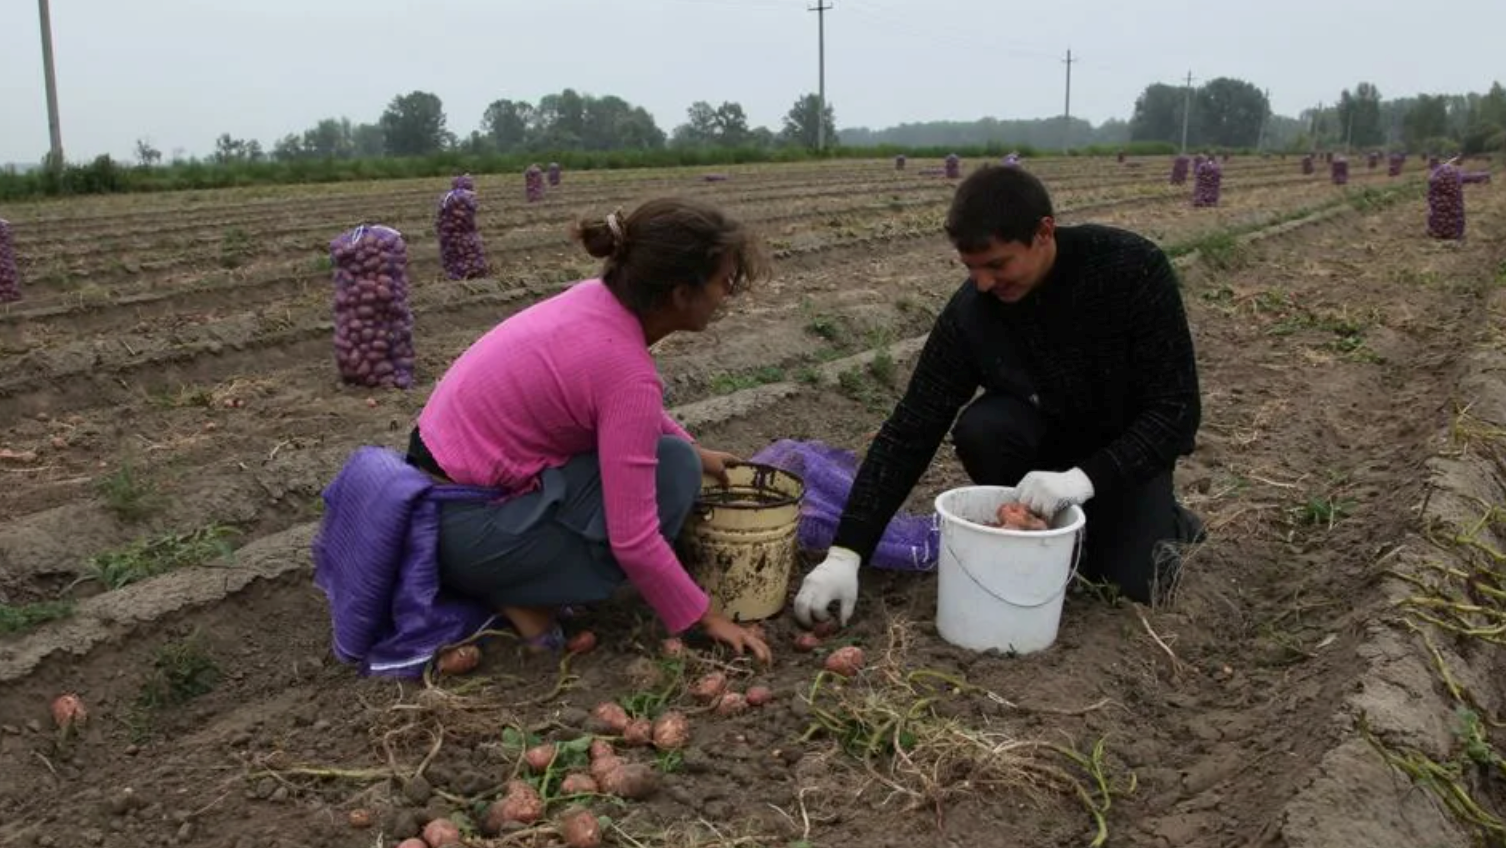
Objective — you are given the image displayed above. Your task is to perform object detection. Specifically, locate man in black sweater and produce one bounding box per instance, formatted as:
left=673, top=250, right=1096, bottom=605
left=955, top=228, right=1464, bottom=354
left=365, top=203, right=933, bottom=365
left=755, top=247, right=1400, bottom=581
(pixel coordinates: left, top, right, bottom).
left=793, top=164, right=1205, bottom=629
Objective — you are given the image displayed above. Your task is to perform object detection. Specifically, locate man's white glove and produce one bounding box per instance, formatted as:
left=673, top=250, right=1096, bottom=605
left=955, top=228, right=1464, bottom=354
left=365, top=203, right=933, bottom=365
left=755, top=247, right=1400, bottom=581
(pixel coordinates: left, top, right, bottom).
left=1016, top=467, right=1095, bottom=517
left=792, top=546, right=861, bottom=628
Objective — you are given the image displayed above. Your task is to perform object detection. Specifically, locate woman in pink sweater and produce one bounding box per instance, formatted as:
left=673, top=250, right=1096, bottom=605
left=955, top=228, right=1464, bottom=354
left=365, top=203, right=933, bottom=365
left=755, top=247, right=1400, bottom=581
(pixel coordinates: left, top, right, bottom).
left=408, top=198, right=771, bottom=664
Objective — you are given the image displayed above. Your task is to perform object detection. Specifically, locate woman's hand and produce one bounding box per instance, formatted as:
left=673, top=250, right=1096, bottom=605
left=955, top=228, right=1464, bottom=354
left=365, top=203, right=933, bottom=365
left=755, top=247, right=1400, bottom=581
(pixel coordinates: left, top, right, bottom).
left=699, top=609, right=772, bottom=666
left=696, top=447, right=743, bottom=486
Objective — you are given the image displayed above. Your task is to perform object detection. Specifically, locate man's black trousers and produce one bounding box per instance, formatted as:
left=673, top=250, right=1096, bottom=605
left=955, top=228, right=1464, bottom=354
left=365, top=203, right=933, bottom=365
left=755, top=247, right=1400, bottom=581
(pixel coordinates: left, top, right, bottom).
left=950, top=392, right=1204, bottom=604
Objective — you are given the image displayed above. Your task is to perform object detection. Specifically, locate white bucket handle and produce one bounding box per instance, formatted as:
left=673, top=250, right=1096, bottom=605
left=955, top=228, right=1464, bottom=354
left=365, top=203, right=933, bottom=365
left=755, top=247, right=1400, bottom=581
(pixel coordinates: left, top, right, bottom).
left=945, top=525, right=1085, bottom=609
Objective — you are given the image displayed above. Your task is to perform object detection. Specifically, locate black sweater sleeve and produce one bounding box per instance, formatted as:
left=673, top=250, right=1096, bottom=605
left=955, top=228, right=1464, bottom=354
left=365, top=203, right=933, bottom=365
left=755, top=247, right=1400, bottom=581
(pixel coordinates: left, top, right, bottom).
left=1076, top=244, right=1201, bottom=498
left=830, top=290, right=981, bottom=561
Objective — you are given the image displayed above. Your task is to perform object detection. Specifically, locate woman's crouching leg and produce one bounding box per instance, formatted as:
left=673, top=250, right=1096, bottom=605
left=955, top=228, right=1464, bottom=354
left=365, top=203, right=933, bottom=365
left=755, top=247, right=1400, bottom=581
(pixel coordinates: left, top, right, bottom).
left=656, top=436, right=703, bottom=541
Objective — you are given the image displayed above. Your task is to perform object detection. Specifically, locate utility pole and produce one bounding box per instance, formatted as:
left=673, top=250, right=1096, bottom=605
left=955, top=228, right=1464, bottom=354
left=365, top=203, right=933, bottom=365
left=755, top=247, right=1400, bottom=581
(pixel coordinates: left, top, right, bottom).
left=1179, top=71, right=1194, bottom=154
left=1062, top=49, right=1077, bottom=153
left=809, top=1, right=832, bottom=152
left=38, top=0, right=64, bottom=173
left=1255, top=88, right=1270, bottom=152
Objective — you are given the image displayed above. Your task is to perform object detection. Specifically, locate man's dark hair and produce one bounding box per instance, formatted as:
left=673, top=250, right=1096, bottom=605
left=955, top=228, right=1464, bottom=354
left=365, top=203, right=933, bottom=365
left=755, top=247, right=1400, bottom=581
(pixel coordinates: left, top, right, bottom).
left=944, top=164, right=1055, bottom=252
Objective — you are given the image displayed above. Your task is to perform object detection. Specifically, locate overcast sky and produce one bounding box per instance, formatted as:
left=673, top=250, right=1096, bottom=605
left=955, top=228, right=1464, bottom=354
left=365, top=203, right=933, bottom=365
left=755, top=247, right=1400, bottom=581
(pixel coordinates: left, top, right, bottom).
left=2, top=0, right=1503, bottom=165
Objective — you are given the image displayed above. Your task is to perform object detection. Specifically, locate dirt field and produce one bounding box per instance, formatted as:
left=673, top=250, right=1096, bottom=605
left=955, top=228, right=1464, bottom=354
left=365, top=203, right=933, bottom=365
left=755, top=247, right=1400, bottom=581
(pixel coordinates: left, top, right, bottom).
left=1, top=154, right=1503, bottom=848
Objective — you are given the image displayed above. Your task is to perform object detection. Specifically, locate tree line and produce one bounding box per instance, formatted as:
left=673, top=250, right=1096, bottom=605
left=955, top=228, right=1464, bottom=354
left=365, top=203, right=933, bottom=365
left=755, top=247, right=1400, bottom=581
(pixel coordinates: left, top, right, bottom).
left=145, top=90, right=841, bottom=167
left=1129, top=77, right=1505, bottom=155
left=138, top=76, right=1504, bottom=173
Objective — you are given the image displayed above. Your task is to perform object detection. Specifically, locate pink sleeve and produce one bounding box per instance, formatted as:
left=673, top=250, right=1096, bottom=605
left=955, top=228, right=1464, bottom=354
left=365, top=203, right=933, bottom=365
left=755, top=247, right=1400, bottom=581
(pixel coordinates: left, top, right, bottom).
left=661, top=411, right=695, bottom=443
left=597, top=379, right=710, bottom=633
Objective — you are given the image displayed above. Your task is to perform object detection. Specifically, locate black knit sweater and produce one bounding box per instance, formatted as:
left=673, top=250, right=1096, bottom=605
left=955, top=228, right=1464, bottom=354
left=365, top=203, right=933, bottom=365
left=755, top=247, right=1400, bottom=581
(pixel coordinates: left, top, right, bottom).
left=831, top=223, right=1201, bottom=561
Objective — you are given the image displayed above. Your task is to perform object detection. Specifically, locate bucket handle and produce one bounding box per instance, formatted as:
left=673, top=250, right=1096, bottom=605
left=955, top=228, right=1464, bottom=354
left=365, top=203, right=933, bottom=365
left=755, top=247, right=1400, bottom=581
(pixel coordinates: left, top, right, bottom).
left=945, top=526, right=1084, bottom=609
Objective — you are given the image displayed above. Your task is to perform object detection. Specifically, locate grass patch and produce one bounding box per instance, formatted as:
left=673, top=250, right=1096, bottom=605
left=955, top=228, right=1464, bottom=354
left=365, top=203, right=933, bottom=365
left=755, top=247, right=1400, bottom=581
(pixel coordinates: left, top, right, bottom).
left=1181, top=231, right=1249, bottom=271
left=89, top=524, right=238, bottom=590
left=126, top=632, right=221, bottom=742
left=1290, top=494, right=1355, bottom=530
left=0, top=600, right=75, bottom=634
left=709, top=366, right=786, bottom=395
left=94, top=460, right=165, bottom=522
left=805, top=314, right=840, bottom=342
left=218, top=227, right=253, bottom=269
left=867, top=346, right=896, bottom=387
left=150, top=384, right=215, bottom=409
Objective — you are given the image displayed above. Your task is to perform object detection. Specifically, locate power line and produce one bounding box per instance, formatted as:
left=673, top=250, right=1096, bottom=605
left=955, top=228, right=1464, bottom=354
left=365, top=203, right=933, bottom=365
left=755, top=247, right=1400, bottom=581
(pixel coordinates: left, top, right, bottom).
left=809, top=1, right=832, bottom=152
left=38, top=0, right=63, bottom=172
left=1062, top=49, right=1078, bottom=153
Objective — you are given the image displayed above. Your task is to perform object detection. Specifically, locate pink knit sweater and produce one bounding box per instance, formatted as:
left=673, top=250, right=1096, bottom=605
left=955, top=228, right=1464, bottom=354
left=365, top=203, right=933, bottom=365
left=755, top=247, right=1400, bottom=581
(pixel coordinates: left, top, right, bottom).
left=416, top=279, right=708, bottom=633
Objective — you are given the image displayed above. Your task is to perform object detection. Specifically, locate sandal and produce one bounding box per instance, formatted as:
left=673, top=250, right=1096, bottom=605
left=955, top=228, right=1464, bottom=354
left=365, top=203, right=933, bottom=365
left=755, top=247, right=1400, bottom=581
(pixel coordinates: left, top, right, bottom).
left=521, top=621, right=566, bottom=654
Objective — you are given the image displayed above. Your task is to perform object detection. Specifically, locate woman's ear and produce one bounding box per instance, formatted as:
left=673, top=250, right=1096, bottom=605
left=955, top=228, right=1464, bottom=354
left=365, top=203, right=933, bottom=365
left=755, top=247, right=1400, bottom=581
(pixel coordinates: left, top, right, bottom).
left=669, top=282, right=697, bottom=312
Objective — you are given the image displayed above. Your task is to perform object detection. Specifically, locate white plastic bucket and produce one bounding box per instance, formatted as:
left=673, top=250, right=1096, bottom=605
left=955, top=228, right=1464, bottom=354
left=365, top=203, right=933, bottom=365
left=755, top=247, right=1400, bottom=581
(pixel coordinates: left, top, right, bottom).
left=933, top=485, right=1086, bottom=655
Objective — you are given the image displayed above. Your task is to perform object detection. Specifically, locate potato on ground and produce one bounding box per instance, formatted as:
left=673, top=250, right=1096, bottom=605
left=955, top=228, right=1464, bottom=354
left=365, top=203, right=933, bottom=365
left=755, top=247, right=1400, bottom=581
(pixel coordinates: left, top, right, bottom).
left=650, top=711, right=690, bottom=749
left=523, top=743, right=556, bottom=771
left=422, top=818, right=461, bottom=848
left=597, top=761, right=660, bottom=800
left=560, top=807, right=603, bottom=848
left=714, top=691, right=749, bottom=716
left=689, top=672, right=727, bottom=702
left=436, top=644, right=481, bottom=675
left=623, top=718, right=653, bottom=747
left=484, top=780, right=544, bottom=833
left=589, top=701, right=630, bottom=734
left=560, top=772, right=599, bottom=795
left=824, top=646, right=865, bottom=677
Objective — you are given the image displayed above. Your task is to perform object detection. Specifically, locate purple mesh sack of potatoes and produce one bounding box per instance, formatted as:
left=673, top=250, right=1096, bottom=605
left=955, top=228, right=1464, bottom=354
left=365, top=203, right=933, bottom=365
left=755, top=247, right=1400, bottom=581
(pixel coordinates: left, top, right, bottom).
left=0, top=219, right=20, bottom=303
left=524, top=165, right=545, bottom=202
left=1331, top=157, right=1349, bottom=186
left=1170, top=155, right=1190, bottom=185
left=436, top=188, right=488, bottom=281
left=328, top=225, right=416, bottom=389
left=1192, top=159, right=1222, bottom=207
left=1427, top=164, right=1465, bottom=240
left=547, top=162, right=561, bottom=186
left=944, top=154, right=961, bottom=179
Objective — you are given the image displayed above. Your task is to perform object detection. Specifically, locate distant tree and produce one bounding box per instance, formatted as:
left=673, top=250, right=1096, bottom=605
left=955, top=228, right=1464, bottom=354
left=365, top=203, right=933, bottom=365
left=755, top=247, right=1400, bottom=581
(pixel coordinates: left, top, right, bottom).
left=1195, top=78, right=1268, bottom=148
left=1464, top=81, right=1506, bottom=152
left=1337, top=83, right=1384, bottom=148
left=482, top=99, right=534, bottom=152
left=380, top=91, right=448, bottom=157
left=1129, top=83, right=1188, bottom=145
left=673, top=100, right=752, bottom=148
left=212, top=133, right=251, bottom=164
left=672, top=101, right=720, bottom=147
left=782, top=93, right=837, bottom=150
left=351, top=123, right=385, bottom=158
left=581, top=95, right=652, bottom=150
left=1403, top=95, right=1450, bottom=149
left=303, top=118, right=355, bottom=158
left=713, top=102, right=752, bottom=147
left=133, top=139, right=161, bottom=167
left=272, top=134, right=304, bottom=162
left=532, top=89, right=588, bottom=149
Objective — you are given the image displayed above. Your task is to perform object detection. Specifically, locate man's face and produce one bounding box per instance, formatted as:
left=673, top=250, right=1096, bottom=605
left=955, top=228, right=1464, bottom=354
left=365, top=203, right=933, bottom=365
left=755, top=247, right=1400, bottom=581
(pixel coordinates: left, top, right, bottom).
left=957, top=220, right=1056, bottom=304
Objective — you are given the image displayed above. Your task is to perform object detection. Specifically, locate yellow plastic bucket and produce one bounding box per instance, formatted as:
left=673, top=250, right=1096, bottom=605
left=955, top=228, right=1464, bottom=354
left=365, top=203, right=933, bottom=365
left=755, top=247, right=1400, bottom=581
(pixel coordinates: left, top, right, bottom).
left=677, top=463, right=805, bottom=622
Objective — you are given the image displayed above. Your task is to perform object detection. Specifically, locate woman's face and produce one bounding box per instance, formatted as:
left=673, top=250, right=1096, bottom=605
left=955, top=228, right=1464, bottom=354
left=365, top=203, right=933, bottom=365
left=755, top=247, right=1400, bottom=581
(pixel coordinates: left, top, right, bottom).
left=675, top=254, right=737, bottom=332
